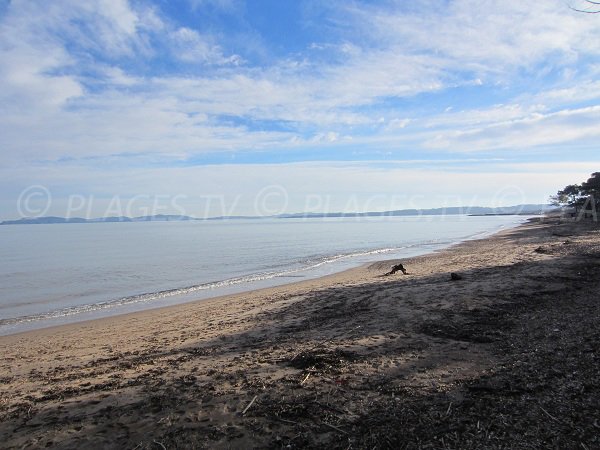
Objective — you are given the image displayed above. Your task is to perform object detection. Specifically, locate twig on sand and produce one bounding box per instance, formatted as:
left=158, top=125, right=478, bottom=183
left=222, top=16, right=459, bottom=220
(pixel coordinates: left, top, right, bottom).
left=540, top=406, right=560, bottom=423
left=300, top=373, right=311, bottom=385
left=323, top=421, right=348, bottom=434
left=153, top=440, right=167, bottom=450
left=242, top=395, right=258, bottom=415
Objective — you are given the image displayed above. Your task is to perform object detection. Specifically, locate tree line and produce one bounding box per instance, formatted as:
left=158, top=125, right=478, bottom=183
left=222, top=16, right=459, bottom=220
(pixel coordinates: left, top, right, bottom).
left=550, top=172, right=600, bottom=219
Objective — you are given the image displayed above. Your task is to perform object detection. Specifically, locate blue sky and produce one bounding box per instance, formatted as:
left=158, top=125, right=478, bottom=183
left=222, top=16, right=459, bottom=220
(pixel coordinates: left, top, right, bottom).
left=1, top=0, right=600, bottom=219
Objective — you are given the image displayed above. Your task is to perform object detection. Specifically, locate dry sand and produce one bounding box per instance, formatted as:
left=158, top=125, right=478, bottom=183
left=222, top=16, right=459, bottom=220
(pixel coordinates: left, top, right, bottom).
left=1, top=217, right=599, bottom=449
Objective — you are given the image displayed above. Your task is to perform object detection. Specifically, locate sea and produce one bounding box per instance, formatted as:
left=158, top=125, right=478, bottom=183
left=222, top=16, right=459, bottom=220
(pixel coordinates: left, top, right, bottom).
left=0, top=215, right=527, bottom=336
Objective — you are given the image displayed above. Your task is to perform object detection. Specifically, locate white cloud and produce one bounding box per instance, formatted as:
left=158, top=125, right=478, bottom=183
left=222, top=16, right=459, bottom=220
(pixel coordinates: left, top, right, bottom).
left=170, top=27, right=242, bottom=65
left=0, top=0, right=160, bottom=114
left=423, top=104, right=546, bottom=131
left=1, top=0, right=600, bottom=214
left=99, top=66, right=141, bottom=87
left=312, top=131, right=341, bottom=143
left=425, top=105, right=600, bottom=151
left=0, top=5, right=81, bottom=110
left=524, top=80, right=600, bottom=107
left=345, top=0, right=600, bottom=79
left=385, top=118, right=411, bottom=130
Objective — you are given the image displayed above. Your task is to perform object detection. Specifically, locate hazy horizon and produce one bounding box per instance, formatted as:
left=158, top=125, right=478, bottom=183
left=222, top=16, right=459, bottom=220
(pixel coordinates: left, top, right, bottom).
left=1, top=202, right=552, bottom=223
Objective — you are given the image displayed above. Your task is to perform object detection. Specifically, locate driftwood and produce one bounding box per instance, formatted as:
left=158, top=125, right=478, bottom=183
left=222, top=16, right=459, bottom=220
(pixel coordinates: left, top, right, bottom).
left=383, top=263, right=408, bottom=276
left=242, top=395, right=258, bottom=415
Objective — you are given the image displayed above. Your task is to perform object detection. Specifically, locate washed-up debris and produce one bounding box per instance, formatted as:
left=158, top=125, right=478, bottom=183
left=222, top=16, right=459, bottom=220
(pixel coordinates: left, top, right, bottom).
left=384, top=263, right=408, bottom=276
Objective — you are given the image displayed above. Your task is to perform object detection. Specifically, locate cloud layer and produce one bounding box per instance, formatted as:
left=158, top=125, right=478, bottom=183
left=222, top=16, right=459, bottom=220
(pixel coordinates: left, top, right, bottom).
left=1, top=0, right=599, bottom=218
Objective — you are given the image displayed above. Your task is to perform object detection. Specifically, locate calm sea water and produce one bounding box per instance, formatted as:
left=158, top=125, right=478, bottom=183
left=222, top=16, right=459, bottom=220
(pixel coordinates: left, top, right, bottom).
left=0, top=215, right=526, bottom=335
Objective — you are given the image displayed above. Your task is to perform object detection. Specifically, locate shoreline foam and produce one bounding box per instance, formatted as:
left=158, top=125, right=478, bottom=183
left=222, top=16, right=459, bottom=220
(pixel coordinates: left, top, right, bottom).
left=0, top=217, right=525, bottom=336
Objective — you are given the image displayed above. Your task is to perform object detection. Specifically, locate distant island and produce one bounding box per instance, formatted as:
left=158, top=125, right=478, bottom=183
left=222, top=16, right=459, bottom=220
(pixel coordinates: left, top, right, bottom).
left=0, top=214, right=198, bottom=225
left=0, top=204, right=553, bottom=225
left=274, top=204, right=553, bottom=219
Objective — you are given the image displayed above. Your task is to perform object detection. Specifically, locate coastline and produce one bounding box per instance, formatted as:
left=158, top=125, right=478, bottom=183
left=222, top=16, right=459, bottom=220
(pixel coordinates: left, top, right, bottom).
left=1, top=216, right=599, bottom=448
left=0, top=216, right=524, bottom=337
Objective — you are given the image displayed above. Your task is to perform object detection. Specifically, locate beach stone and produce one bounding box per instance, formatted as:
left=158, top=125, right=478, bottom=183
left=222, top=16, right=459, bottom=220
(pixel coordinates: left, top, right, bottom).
left=450, top=272, right=463, bottom=281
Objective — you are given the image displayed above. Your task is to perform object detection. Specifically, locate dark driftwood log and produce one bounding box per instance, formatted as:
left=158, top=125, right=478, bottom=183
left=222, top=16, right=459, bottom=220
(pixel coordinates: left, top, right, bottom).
left=384, top=264, right=408, bottom=276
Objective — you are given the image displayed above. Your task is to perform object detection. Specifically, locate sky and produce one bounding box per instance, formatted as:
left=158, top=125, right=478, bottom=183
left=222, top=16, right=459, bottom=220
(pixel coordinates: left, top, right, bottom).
left=1, top=0, right=600, bottom=219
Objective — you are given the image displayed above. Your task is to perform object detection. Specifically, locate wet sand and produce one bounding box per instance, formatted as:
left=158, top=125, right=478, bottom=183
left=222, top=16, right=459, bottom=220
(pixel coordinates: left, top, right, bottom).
left=1, top=216, right=599, bottom=449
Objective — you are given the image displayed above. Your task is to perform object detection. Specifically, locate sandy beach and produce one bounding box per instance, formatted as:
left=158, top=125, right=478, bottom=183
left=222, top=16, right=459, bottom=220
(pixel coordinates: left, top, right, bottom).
left=1, top=217, right=599, bottom=449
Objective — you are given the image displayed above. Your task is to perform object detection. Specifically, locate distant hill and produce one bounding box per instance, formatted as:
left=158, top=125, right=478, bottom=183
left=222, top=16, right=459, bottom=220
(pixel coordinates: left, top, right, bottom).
left=0, top=205, right=553, bottom=225
left=275, top=204, right=554, bottom=219
left=0, top=214, right=196, bottom=225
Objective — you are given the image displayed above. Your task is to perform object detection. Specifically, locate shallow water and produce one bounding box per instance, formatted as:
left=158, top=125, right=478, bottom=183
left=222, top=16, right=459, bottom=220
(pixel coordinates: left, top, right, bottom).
left=0, top=215, right=526, bottom=335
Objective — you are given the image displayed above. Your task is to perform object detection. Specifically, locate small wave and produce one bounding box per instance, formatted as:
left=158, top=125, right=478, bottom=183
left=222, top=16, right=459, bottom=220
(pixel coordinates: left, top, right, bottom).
left=0, top=245, right=417, bottom=327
